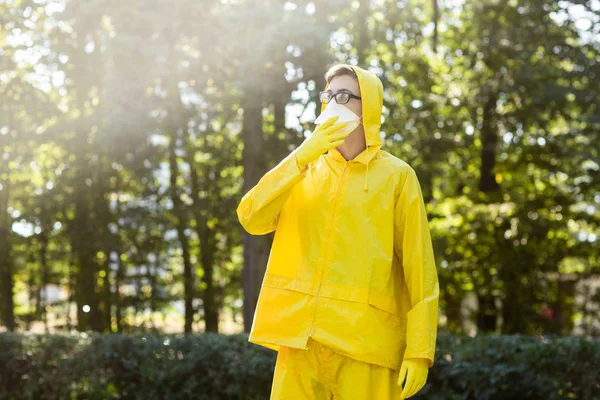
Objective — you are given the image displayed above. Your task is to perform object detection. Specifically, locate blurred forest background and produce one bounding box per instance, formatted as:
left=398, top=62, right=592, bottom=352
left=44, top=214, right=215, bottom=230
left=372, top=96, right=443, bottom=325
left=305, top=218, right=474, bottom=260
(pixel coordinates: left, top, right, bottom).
left=0, top=0, right=598, bottom=339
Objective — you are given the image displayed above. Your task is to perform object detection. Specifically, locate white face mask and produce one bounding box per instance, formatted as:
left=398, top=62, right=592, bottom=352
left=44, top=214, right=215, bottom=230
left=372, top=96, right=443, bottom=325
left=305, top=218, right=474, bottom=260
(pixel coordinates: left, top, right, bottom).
left=314, top=101, right=361, bottom=137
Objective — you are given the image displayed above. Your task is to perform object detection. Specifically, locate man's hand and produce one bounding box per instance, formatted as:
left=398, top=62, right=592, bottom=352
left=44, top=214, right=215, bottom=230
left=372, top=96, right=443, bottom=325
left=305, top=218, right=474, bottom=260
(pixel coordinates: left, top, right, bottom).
left=397, top=358, right=429, bottom=399
left=294, top=115, right=349, bottom=170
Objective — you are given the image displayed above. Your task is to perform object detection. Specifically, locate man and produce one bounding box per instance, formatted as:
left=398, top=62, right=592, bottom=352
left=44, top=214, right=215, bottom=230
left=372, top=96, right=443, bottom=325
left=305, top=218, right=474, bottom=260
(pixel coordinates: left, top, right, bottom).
left=237, top=63, right=439, bottom=399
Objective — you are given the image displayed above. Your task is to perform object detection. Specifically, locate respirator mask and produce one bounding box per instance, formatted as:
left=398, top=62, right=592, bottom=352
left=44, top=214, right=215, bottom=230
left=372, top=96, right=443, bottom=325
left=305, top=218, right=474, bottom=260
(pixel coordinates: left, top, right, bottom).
left=314, top=100, right=362, bottom=137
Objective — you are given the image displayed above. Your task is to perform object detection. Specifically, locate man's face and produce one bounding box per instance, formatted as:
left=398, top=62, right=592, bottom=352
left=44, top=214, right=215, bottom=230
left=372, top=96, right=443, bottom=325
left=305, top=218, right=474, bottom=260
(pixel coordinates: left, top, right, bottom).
left=327, top=74, right=362, bottom=120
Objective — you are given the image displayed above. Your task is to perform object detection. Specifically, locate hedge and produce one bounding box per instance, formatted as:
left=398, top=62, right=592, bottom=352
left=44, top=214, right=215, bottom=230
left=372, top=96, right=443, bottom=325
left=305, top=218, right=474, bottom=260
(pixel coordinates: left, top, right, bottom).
left=0, top=332, right=598, bottom=399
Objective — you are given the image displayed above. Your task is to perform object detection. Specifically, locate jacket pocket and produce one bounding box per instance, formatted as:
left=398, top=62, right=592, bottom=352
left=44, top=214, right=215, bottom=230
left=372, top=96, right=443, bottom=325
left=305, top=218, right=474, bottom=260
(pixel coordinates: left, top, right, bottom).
left=262, top=272, right=316, bottom=295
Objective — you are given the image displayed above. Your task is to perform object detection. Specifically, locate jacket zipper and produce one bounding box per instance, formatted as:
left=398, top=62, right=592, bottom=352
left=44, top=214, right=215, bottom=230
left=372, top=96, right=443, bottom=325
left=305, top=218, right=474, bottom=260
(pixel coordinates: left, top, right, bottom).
left=308, top=161, right=349, bottom=339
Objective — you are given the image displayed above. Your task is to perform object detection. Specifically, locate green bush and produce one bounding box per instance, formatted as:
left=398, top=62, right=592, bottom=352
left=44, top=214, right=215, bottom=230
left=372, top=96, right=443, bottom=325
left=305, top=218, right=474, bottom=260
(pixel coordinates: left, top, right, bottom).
left=420, top=334, right=600, bottom=400
left=0, top=332, right=598, bottom=399
left=0, top=332, right=275, bottom=400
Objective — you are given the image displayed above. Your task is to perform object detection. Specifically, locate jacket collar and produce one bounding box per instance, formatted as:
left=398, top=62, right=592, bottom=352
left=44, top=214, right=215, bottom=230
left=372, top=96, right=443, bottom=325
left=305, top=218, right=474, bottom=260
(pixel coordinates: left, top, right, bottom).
left=326, top=144, right=381, bottom=165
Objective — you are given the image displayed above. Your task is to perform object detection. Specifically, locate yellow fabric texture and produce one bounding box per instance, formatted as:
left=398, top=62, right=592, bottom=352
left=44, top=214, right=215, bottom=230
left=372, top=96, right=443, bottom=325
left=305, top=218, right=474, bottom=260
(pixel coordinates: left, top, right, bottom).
left=270, top=338, right=405, bottom=399
left=236, top=65, right=439, bottom=371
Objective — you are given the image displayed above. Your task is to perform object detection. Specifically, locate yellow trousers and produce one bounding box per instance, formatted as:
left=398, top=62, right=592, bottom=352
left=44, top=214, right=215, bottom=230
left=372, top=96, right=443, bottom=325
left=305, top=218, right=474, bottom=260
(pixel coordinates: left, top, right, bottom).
left=270, top=338, right=405, bottom=400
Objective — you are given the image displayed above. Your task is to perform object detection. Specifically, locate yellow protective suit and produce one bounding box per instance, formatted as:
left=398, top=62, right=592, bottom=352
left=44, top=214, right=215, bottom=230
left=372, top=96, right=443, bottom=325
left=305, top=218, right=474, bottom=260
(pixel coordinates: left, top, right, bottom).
left=271, top=337, right=413, bottom=399
left=237, top=65, right=439, bottom=395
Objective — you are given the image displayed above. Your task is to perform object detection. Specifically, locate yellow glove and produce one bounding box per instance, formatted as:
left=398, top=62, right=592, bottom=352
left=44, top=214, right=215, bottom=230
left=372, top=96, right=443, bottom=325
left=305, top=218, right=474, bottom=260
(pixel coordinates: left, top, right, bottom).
left=397, top=358, right=429, bottom=399
left=294, top=115, right=349, bottom=170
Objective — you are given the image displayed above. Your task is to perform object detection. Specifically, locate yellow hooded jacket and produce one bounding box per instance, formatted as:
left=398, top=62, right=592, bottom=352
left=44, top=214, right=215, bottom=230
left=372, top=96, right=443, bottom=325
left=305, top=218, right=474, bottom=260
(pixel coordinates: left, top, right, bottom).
left=236, top=65, right=439, bottom=370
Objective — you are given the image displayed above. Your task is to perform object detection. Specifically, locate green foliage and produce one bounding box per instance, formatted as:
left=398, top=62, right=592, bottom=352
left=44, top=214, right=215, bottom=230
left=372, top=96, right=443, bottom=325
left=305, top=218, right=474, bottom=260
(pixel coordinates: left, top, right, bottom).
left=0, top=332, right=599, bottom=399
left=0, top=0, right=598, bottom=337
left=420, top=334, right=600, bottom=400
left=0, top=332, right=275, bottom=400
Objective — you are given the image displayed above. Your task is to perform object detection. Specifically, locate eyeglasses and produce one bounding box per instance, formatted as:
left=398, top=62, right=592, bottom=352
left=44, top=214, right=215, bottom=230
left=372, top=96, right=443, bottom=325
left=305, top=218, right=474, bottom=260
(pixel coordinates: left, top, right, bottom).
left=319, top=90, right=362, bottom=105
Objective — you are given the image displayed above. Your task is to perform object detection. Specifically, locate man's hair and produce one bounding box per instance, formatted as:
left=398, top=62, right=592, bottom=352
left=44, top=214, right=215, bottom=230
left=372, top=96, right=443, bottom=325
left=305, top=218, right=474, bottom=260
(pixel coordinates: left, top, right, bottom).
left=324, top=63, right=358, bottom=84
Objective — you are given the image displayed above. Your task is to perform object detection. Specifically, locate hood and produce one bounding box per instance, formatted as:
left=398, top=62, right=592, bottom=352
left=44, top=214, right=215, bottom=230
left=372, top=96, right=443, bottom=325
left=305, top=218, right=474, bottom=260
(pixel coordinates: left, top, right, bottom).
left=322, top=65, right=384, bottom=192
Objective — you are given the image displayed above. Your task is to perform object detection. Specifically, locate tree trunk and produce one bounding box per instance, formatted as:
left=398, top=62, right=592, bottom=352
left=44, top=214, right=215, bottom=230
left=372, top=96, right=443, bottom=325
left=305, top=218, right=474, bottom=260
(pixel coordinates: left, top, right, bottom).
left=66, top=254, right=75, bottom=332
left=0, top=156, right=15, bottom=331
left=94, top=166, right=115, bottom=333
left=478, top=95, right=500, bottom=193
left=441, top=291, right=462, bottom=333
left=148, top=248, right=158, bottom=329
left=241, top=73, right=271, bottom=333
left=115, top=250, right=124, bottom=333
left=432, top=0, right=439, bottom=53
left=187, top=148, right=219, bottom=333
left=476, top=94, right=500, bottom=333
left=476, top=294, right=497, bottom=332
left=0, top=188, right=16, bottom=332
left=71, top=154, right=103, bottom=332
left=199, top=224, right=219, bottom=332
left=168, top=130, right=195, bottom=334
left=39, top=229, right=50, bottom=333
left=356, top=0, right=369, bottom=64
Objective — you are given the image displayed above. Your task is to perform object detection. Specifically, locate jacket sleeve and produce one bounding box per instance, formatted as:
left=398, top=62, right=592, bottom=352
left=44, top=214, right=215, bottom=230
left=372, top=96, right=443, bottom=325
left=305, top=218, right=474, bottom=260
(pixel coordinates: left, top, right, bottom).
left=236, top=150, right=308, bottom=235
left=394, top=166, right=439, bottom=368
